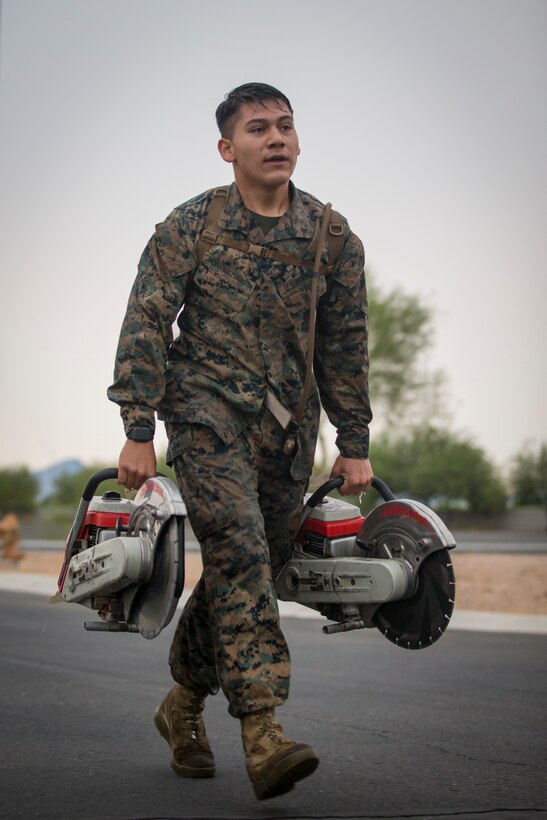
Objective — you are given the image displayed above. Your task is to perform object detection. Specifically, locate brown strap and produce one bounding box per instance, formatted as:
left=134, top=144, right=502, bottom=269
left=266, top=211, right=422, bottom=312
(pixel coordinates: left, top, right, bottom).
left=195, top=187, right=231, bottom=267
left=196, top=187, right=345, bottom=273
left=280, top=202, right=333, bottom=455
left=294, top=203, right=332, bottom=424
left=328, top=211, right=345, bottom=271
left=200, top=230, right=324, bottom=271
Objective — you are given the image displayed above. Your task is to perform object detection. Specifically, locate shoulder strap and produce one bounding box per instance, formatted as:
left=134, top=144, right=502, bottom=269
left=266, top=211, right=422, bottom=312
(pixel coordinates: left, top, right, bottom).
left=291, top=204, right=332, bottom=423
left=195, top=189, right=346, bottom=273
left=327, top=210, right=345, bottom=271
left=195, top=187, right=230, bottom=267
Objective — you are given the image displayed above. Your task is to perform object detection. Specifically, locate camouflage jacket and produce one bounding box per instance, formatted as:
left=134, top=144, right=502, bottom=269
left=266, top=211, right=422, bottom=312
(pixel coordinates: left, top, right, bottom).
left=107, top=182, right=372, bottom=468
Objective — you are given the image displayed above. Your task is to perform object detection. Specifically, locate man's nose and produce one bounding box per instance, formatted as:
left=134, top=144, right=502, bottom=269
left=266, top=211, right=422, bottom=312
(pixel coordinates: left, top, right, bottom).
left=267, top=127, right=286, bottom=145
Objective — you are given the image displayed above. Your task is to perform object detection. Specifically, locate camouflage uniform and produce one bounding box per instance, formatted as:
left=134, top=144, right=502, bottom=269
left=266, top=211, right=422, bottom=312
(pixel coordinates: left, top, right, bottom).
left=108, top=182, right=371, bottom=717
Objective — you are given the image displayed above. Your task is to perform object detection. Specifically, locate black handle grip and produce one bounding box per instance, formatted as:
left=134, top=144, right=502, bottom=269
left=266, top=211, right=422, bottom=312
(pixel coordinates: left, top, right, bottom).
left=305, top=476, right=345, bottom=509
left=80, top=468, right=168, bottom=501
left=305, top=475, right=396, bottom=510
left=371, top=477, right=396, bottom=501
left=81, top=468, right=119, bottom=501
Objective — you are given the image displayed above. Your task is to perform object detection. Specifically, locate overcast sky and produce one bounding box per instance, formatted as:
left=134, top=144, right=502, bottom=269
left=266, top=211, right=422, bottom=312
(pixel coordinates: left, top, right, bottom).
left=1, top=0, right=546, bottom=474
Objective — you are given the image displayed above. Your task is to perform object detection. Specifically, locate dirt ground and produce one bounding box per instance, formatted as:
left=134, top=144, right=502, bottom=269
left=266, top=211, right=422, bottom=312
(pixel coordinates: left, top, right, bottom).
left=2, top=550, right=547, bottom=615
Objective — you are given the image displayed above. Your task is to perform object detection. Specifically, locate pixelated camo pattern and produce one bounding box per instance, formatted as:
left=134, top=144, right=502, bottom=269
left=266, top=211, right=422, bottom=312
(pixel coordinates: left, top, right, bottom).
left=166, top=414, right=309, bottom=717
left=107, top=181, right=371, bottom=462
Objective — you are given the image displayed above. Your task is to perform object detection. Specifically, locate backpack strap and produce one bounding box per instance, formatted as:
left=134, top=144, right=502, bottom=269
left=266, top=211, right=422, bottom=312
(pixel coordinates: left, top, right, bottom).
left=280, top=202, right=333, bottom=454
left=327, top=210, right=345, bottom=271
left=195, top=187, right=230, bottom=267
left=195, top=187, right=346, bottom=273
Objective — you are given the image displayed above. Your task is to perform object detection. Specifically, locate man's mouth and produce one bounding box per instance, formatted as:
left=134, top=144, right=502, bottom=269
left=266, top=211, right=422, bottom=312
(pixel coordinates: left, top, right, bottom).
left=265, top=155, right=289, bottom=164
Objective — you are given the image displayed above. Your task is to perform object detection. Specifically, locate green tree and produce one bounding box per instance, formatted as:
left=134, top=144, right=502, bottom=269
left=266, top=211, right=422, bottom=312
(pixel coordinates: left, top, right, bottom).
left=369, top=426, right=507, bottom=515
left=367, top=277, right=444, bottom=424
left=314, top=276, right=445, bottom=476
left=511, top=443, right=547, bottom=509
left=0, top=467, right=39, bottom=514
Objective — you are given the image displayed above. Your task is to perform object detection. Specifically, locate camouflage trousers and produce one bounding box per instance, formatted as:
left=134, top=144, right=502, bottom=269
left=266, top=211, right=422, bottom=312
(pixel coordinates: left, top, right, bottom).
left=166, top=409, right=310, bottom=718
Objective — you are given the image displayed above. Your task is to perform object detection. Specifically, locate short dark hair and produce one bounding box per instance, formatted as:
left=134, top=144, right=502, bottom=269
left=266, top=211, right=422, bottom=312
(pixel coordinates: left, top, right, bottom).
left=216, top=83, right=293, bottom=138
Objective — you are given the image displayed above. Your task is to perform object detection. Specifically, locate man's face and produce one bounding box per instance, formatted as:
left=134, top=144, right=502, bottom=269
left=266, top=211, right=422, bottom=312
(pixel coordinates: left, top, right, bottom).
left=218, top=100, right=300, bottom=193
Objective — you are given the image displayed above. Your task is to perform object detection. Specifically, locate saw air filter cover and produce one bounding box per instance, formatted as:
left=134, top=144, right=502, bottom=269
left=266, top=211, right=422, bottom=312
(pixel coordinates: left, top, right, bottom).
left=300, top=496, right=365, bottom=538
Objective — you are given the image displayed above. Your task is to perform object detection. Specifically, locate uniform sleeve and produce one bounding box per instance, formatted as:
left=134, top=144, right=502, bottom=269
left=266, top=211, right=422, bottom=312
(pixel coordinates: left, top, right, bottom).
left=107, top=213, right=197, bottom=436
left=314, top=230, right=372, bottom=459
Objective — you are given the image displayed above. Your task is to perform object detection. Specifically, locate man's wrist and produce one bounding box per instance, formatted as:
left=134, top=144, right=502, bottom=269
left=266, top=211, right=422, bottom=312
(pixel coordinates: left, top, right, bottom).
left=126, top=426, right=155, bottom=442
left=336, top=432, right=370, bottom=461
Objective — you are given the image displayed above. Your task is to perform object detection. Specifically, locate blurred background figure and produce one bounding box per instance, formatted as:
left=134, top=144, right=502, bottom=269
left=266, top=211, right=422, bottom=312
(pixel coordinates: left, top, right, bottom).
left=0, top=511, right=24, bottom=564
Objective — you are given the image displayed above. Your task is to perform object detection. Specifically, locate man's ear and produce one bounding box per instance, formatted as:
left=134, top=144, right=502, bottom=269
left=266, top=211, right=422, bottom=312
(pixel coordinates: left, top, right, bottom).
left=218, top=138, right=234, bottom=164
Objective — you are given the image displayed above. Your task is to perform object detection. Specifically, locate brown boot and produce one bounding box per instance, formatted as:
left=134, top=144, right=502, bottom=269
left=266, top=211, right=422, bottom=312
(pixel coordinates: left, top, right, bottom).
left=241, top=709, right=319, bottom=800
left=154, top=684, right=215, bottom=778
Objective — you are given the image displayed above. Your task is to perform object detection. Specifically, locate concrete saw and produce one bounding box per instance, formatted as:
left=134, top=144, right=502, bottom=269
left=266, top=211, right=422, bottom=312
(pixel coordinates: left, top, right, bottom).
left=55, top=469, right=186, bottom=639
left=275, top=477, right=456, bottom=648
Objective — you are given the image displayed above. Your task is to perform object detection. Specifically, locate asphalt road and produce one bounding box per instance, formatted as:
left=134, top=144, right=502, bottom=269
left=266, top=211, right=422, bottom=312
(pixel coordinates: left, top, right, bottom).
left=1, top=591, right=546, bottom=820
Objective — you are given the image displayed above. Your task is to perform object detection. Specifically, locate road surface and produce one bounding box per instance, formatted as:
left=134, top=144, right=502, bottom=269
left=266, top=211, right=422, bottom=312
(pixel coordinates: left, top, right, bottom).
left=1, top=589, right=546, bottom=819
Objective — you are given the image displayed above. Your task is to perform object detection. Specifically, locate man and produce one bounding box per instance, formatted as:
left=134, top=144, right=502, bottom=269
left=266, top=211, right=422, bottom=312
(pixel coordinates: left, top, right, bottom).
left=108, top=83, right=373, bottom=800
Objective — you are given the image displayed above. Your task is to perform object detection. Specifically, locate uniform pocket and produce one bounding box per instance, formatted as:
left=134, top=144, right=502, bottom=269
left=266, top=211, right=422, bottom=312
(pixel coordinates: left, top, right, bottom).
left=165, top=423, right=195, bottom=465
left=283, top=271, right=327, bottom=313
left=191, top=252, right=257, bottom=317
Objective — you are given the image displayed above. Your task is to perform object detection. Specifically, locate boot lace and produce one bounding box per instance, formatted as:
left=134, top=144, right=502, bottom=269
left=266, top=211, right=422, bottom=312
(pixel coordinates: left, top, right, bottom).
left=171, top=697, right=208, bottom=749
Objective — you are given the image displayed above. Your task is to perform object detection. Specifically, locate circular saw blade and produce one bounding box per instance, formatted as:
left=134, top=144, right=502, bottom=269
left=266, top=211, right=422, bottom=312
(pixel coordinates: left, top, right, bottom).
left=373, top=548, right=455, bottom=649
left=131, top=517, right=184, bottom=640
left=126, top=477, right=186, bottom=640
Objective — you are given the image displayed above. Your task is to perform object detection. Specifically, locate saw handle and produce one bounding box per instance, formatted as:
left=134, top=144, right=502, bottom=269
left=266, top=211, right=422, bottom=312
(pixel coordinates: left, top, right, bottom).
left=58, top=468, right=165, bottom=592
left=305, top=475, right=396, bottom=510
left=305, top=476, right=344, bottom=509
left=81, top=468, right=119, bottom=501
left=300, top=475, right=396, bottom=528
left=81, top=468, right=167, bottom=501
left=371, top=477, right=396, bottom=502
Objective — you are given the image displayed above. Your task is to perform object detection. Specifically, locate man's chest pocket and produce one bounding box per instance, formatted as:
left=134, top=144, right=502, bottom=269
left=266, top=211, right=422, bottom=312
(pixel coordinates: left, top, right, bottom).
left=283, top=270, right=327, bottom=314
left=191, top=256, right=257, bottom=318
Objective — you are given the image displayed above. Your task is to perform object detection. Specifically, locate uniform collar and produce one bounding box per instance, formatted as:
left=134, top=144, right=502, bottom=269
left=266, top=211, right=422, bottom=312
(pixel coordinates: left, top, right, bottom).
left=219, top=181, right=316, bottom=243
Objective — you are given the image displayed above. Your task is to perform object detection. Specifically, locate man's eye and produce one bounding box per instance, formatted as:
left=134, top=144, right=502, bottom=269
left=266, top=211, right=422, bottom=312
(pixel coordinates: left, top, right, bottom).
left=252, top=127, right=264, bottom=133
